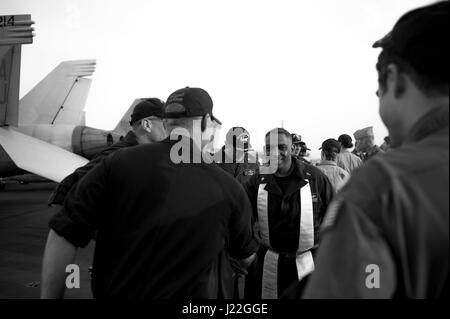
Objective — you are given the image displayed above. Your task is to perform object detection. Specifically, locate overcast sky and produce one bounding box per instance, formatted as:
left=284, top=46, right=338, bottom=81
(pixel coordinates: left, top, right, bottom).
left=2, top=0, right=433, bottom=158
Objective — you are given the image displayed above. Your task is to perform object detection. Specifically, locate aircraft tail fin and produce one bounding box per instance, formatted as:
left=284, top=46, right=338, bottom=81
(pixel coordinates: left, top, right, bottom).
left=113, top=98, right=141, bottom=137
left=0, top=14, right=34, bottom=127
left=19, top=59, right=96, bottom=125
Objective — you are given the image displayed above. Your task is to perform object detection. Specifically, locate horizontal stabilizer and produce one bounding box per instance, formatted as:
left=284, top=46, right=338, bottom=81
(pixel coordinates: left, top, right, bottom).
left=0, top=127, right=88, bottom=182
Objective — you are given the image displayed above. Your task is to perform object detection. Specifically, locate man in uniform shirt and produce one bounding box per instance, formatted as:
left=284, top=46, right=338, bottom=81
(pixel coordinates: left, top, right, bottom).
left=244, top=128, right=333, bottom=299
left=213, top=126, right=259, bottom=298
left=336, top=134, right=362, bottom=174
left=353, top=126, right=384, bottom=162
left=303, top=1, right=449, bottom=298
left=214, top=126, right=259, bottom=185
left=41, top=87, right=258, bottom=299
left=47, top=98, right=167, bottom=207
left=316, top=138, right=350, bottom=194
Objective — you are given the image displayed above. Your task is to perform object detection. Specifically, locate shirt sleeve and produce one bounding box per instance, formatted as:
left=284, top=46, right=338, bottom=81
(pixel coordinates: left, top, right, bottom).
left=317, top=172, right=334, bottom=225
left=228, top=185, right=259, bottom=260
left=48, top=154, right=112, bottom=248
left=48, top=153, right=109, bottom=206
left=302, top=199, right=397, bottom=298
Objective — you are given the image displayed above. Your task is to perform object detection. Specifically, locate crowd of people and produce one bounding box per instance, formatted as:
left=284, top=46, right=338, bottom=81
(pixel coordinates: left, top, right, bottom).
left=40, top=1, right=448, bottom=299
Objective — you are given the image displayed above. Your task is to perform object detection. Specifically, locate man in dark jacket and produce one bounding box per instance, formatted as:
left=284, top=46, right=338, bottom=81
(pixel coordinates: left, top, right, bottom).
left=41, top=87, right=258, bottom=299
left=243, top=128, right=333, bottom=299
left=214, top=126, right=259, bottom=185
left=47, top=98, right=166, bottom=206
left=303, top=1, right=449, bottom=298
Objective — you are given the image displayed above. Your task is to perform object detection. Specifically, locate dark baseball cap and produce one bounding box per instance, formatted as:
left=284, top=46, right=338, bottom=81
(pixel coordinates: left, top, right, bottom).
left=299, top=141, right=310, bottom=151
left=226, top=126, right=251, bottom=150
left=163, top=87, right=222, bottom=125
left=226, top=127, right=250, bottom=143
left=373, top=1, right=449, bottom=82
left=130, top=98, right=165, bottom=125
left=291, top=133, right=302, bottom=144
left=319, top=138, right=341, bottom=153
left=338, top=134, right=353, bottom=148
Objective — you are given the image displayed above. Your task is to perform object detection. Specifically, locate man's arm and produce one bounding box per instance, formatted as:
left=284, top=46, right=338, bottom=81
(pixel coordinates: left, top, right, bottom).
left=41, top=230, right=77, bottom=299
left=48, top=155, right=107, bottom=206
left=228, top=185, right=259, bottom=262
left=42, top=154, right=113, bottom=298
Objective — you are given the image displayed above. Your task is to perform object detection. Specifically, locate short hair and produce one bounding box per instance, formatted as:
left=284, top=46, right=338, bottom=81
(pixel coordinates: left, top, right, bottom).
left=265, top=128, right=291, bottom=141
left=376, top=48, right=449, bottom=97
left=322, top=149, right=338, bottom=161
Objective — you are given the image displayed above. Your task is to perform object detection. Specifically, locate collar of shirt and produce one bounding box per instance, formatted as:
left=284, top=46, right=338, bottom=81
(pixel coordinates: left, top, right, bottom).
left=261, top=157, right=308, bottom=197
left=318, top=160, right=338, bottom=166
left=406, top=105, right=449, bottom=144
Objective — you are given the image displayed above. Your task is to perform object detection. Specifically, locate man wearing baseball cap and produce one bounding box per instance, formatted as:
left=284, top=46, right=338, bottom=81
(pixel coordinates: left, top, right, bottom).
left=336, top=134, right=362, bottom=174
left=41, top=87, right=258, bottom=299
left=304, top=1, right=449, bottom=298
left=214, top=126, right=259, bottom=184
left=316, top=139, right=350, bottom=194
left=291, top=133, right=302, bottom=158
left=47, top=97, right=166, bottom=207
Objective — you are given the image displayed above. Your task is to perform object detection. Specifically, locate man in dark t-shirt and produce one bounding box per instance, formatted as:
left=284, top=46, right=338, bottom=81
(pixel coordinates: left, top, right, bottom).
left=41, top=87, right=258, bottom=298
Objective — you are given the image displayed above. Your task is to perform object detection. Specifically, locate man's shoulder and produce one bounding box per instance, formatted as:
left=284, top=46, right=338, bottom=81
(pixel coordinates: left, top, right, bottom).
left=298, top=160, right=329, bottom=182
left=339, top=141, right=445, bottom=210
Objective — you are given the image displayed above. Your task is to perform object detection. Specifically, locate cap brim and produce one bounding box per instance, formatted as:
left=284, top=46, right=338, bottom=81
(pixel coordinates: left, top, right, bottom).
left=212, top=115, right=222, bottom=126
left=372, top=32, right=392, bottom=48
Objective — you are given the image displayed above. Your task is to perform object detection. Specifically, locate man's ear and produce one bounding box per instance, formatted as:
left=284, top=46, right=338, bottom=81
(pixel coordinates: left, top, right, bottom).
left=141, top=119, right=152, bottom=133
left=387, top=64, right=406, bottom=98
left=201, top=114, right=211, bottom=132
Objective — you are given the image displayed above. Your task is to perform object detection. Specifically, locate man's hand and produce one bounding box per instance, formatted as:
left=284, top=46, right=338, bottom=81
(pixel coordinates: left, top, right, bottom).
left=230, top=253, right=256, bottom=277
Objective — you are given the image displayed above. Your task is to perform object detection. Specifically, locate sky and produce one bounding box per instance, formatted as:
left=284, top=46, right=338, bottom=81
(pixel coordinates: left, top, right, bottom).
left=1, top=0, right=434, bottom=158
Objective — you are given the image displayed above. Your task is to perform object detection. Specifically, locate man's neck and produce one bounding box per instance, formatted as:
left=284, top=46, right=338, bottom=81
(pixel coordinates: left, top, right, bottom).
left=275, top=160, right=293, bottom=177
left=136, top=134, right=150, bottom=145
left=390, top=94, right=449, bottom=147
left=168, top=127, right=204, bottom=151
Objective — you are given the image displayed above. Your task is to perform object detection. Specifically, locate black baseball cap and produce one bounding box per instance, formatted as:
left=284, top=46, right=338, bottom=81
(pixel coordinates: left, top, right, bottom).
left=226, top=127, right=250, bottom=143
left=129, top=98, right=164, bottom=125
left=299, top=141, right=310, bottom=151
left=373, top=1, right=449, bottom=82
left=163, top=87, right=222, bottom=125
left=338, top=134, right=353, bottom=148
left=226, top=126, right=251, bottom=151
left=319, top=138, right=341, bottom=153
